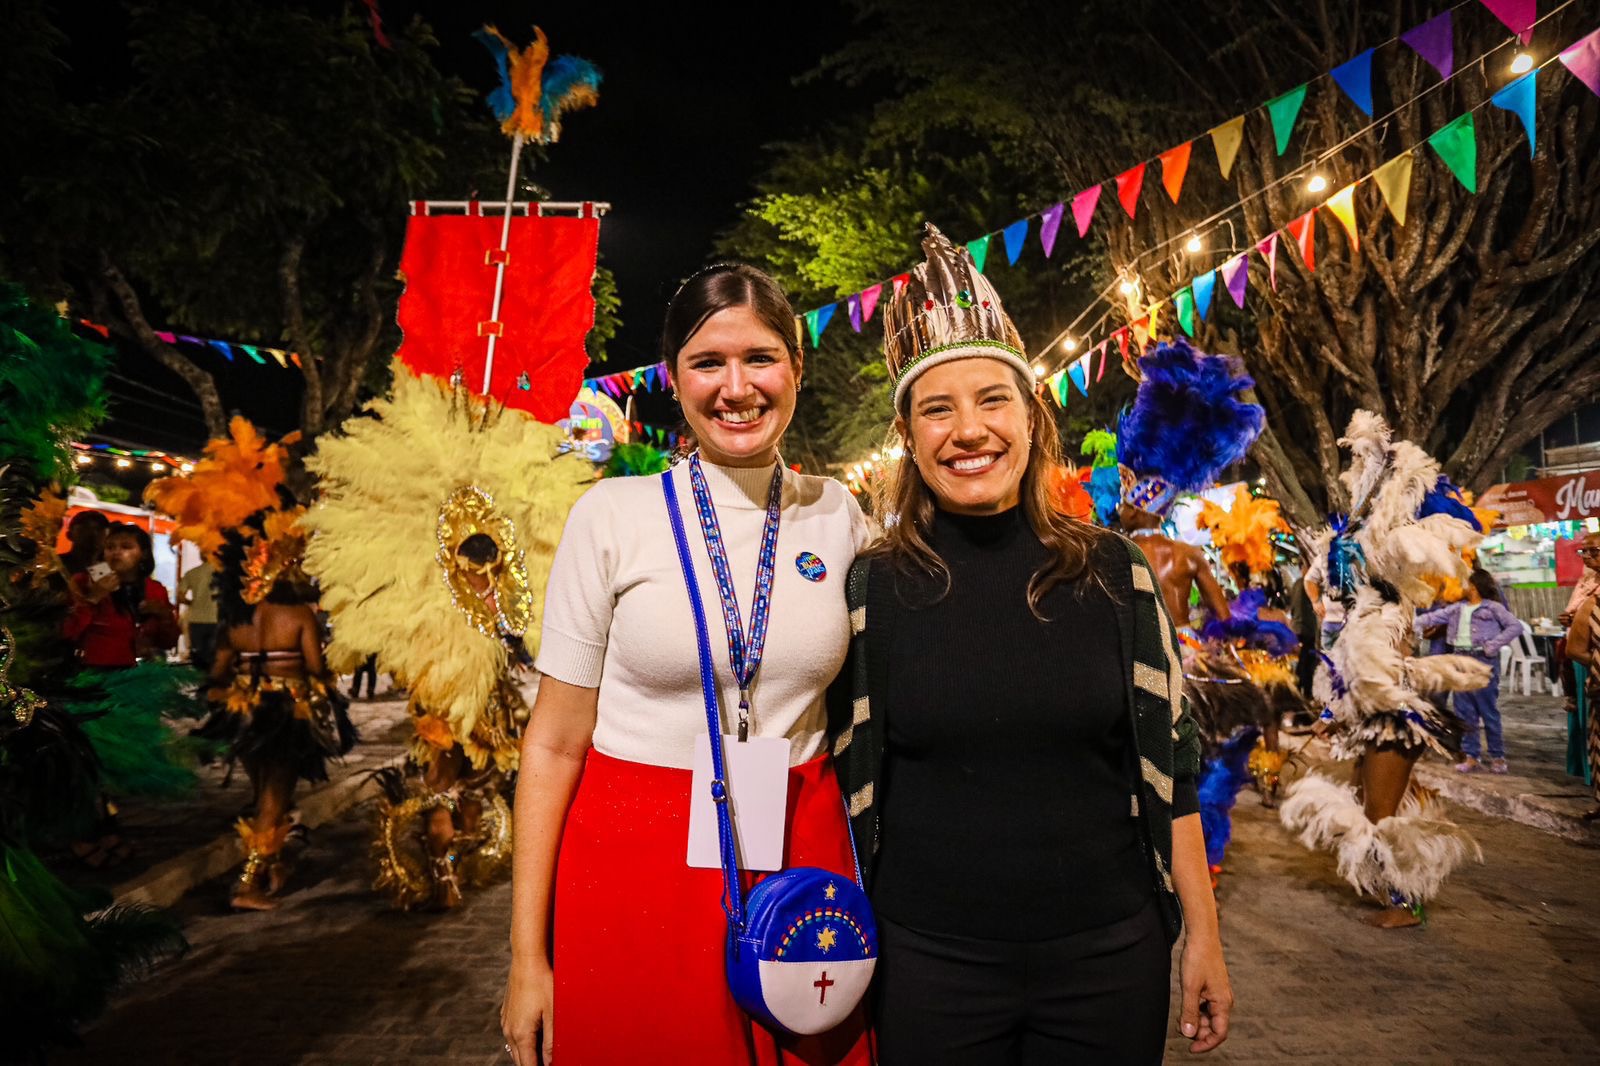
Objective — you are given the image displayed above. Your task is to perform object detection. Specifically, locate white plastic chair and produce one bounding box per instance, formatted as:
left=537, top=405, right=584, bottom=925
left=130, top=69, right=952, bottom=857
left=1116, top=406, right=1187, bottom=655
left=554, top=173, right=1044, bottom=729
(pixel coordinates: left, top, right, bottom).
left=1503, top=621, right=1552, bottom=696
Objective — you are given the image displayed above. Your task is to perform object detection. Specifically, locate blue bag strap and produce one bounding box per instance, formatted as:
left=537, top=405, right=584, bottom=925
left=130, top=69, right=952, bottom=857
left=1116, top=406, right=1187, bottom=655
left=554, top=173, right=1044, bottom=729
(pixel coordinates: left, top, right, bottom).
left=662, top=470, right=746, bottom=932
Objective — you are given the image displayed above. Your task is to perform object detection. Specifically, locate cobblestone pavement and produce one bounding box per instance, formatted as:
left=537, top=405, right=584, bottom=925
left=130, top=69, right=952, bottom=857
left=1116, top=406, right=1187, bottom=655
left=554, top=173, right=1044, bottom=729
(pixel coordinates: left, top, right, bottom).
left=62, top=700, right=1600, bottom=1065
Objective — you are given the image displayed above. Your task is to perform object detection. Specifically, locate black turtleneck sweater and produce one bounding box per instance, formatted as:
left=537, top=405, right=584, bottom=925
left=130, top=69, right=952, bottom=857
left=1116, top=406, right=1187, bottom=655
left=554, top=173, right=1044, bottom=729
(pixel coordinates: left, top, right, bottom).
left=873, top=506, right=1149, bottom=939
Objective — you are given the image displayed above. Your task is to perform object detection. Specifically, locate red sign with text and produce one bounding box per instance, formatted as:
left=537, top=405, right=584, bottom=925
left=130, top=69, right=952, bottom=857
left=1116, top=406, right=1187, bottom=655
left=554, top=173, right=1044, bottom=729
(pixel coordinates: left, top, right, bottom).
left=1477, top=468, right=1600, bottom=528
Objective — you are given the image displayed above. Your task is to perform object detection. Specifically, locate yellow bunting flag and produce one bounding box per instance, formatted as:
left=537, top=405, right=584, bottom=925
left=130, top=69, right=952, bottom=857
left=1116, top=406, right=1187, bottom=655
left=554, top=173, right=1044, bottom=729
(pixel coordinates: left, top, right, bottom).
left=1209, top=116, right=1246, bottom=180
left=1372, top=153, right=1415, bottom=227
left=1325, top=183, right=1360, bottom=253
left=1147, top=300, right=1163, bottom=339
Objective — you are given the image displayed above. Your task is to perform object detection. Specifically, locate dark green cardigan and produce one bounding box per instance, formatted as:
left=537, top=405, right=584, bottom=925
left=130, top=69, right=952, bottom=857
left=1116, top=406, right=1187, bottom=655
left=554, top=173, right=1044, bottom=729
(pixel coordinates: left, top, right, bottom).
left=826, top=533, right=1203, bottom=943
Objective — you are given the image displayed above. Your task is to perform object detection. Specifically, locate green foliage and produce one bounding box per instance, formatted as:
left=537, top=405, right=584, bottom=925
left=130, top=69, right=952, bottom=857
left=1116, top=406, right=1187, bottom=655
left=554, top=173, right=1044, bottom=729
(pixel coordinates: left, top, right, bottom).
left=586, top=264, right=623, bottom=364
left=602, top=441, right=670, bottom=479
left=0, top=284, right=108, bottom=482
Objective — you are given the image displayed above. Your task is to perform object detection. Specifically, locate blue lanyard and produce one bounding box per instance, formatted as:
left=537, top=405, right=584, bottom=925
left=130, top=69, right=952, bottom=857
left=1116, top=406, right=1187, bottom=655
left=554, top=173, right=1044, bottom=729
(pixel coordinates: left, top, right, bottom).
left=687, top=453, right=783, bottom=741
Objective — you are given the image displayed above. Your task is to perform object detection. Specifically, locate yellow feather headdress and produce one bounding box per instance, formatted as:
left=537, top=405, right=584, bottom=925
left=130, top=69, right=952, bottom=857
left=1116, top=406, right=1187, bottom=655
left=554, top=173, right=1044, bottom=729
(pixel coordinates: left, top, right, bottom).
left=301, top=362, right=593, bottom=752
left=1196, top=485, right=1291, bottom=577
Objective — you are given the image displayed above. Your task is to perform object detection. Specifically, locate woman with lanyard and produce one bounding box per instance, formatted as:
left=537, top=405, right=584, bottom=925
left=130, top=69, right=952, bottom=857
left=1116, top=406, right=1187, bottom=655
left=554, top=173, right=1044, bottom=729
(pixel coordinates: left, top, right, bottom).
left=502, top=264, right=872, bottom=1064
left=830, top=226, right=1231, bottom=1062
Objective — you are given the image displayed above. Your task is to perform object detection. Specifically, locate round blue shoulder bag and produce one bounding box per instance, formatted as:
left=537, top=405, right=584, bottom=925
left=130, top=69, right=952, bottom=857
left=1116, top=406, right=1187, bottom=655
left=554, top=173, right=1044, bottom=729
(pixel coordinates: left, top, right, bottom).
left=662, top=468, right=877, bottom=1037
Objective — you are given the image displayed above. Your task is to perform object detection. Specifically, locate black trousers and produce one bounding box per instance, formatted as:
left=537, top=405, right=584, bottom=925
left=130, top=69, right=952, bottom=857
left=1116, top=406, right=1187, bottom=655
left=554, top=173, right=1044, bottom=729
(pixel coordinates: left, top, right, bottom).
left=873, top=901, right=1170, bottom=1065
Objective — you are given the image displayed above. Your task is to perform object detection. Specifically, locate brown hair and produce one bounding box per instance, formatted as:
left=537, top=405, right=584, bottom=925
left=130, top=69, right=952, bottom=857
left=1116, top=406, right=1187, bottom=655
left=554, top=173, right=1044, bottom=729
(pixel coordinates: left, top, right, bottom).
left=660, top=263, right=802, bottom=375
left=871, top=368, right=1105, bottom=618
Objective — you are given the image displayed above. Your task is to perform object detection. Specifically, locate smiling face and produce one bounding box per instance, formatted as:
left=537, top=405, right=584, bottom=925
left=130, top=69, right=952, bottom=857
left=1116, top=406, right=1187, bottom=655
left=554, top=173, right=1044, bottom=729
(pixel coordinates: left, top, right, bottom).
left=900, top=358, right=1031, bottom=515
left=675, top=305, right=800, bottom=468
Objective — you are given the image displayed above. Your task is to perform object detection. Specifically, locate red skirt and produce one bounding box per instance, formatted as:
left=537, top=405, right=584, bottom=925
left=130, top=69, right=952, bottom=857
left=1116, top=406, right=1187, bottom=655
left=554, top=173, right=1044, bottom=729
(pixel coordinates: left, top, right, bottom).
left=553, top=748, right=874, bottom=1065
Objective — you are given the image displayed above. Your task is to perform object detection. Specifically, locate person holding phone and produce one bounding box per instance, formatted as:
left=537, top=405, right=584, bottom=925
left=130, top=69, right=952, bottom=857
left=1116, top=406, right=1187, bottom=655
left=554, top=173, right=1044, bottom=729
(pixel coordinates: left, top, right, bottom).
left=64, top=522, right=179, bottom=668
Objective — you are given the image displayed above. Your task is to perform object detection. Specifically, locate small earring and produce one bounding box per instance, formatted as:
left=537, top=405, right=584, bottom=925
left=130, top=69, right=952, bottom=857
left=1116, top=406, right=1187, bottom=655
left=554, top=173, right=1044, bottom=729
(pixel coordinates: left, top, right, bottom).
left=795, top=380, right=805, bottom=393
left=670, top=390, right=679, bottom=401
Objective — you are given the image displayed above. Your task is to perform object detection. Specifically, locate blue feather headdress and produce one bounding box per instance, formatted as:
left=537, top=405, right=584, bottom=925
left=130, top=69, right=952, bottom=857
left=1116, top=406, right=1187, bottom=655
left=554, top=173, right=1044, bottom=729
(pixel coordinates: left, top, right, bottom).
left=1199, top=589, right=1300, bottom=657
left=1118, top=340, right=1265, bottom=515
left=1416, top=475, right=1482, bottom=531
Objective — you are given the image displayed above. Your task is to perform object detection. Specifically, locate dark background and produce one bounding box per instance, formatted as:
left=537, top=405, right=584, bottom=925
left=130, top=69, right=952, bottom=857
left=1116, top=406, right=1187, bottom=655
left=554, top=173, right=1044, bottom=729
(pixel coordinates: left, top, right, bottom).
left=77, top=0, right=855, bottom=462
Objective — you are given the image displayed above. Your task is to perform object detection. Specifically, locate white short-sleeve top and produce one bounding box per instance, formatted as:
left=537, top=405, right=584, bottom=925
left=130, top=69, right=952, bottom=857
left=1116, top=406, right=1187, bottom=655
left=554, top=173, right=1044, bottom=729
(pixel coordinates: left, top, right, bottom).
left=536, top=456, right=870, bottom=769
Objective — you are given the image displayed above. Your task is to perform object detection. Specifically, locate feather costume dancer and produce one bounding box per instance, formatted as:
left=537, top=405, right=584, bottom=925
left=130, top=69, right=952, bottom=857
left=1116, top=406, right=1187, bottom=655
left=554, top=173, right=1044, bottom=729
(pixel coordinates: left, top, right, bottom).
left=1279, top=410, right=1489, bottom=927
left=1, top=286, right=186, bottom=1054
left=302, top=362, right=591, bottom=909
left=148, top=419, right=354, bottom=909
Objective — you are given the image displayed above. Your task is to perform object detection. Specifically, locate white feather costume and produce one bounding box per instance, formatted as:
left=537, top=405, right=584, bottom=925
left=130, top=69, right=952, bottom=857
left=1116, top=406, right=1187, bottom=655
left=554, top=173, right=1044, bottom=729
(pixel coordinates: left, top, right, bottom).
left=1281, top=410, right=1489, bottom=905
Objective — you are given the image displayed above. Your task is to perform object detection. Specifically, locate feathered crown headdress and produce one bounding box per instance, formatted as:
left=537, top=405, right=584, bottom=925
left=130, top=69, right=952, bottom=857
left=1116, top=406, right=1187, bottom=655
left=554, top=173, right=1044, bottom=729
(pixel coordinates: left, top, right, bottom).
left=474, top=26, right=601, bottom=144
left=881, top=224, right=1030, bottom=411
left=1117, top=340, right=1264, bottom=517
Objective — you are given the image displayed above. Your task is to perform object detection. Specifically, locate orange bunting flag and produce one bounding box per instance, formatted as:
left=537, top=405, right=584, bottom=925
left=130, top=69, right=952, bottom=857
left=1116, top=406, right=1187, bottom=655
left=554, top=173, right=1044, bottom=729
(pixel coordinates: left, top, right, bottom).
left=1209, top=116, right=1245, bottom=180
left=1131, top=314, right=1151, bottom=350
left=1158, top=143, right=1192, bottom=203
left=1113, top=327, right=1131, bottom=360
left=1325, top=183, right=1360, bottom=253
left=1286, top=210, right=1316, bottom=272
left=1115, top=163, right=1146, bottom=219
left=1373, top=153, right=1415, bottom=226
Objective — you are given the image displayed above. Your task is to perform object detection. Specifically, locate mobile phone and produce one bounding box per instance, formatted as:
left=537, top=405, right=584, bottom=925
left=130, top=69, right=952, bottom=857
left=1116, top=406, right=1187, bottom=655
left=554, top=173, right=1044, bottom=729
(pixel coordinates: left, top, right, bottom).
left=88, top=562, right=114, bottom=582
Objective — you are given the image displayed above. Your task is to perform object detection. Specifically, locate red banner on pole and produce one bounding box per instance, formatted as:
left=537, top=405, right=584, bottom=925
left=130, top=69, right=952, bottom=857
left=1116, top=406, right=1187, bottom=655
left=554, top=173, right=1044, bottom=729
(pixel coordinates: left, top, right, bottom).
left=395, top=209, right=600, bottom=423
left=1476, top=468, right=1600, bottom=527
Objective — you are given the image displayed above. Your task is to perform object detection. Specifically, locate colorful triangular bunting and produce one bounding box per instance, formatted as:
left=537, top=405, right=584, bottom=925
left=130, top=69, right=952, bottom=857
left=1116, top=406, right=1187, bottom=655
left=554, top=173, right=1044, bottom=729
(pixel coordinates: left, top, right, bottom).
left=967, top=234, right=992, bottom=273
left=1428, top=112, right=1477, bottom=193
left=1490, top=70, right=1537, bottom=157
left=1067, top=356, right=1090, bottom=397
left=1286, top=210, right=1317, bottom=271
left=1373, top=153, right=1415, bottom=225
left=1039, top=202, right=1065, bottom=258
left=1221, top=254, right=1250, bottom=308
left=1325, top=183, right=1360, bottom=253
left=1192, top=270, right=1216, bottom=321
left=1115, top=164, right=1146, bottom=219
left=1175, top=287, right=1196, bottom=337
left=1210, top=116, right=1246, bottom=180
left=1558, top=28, right=1600, bottom=96
left=1072, top=185, right=1101, bottom=237
left=1265, top=84, right=1308, bottom=156
left=1002, top=218, right=1030, bottom=265
left=891, top=273, right=911, bottom=298
left=209, top=339, right=235, bottom=362
left=1257, top=233, right=1280, bottom=290
left=1331, top=49, right=1375, bottom=117
left=1095, top=341, right=1109, bottom=381
left=804, top=303, right=836, bottom=348
left=1480, top=0, right=1536, bottom=46
left=860, top=283, right=883, bottom=323
left=1159, top=142, right=1192, bottom=203
left=1402, top=10, right=1454, bottom=80
left=847, top=293, right=863, bottom=333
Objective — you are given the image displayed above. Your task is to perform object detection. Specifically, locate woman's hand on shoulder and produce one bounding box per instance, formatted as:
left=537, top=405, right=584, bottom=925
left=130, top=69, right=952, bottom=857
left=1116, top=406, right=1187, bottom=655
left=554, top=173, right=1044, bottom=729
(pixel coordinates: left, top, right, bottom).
left=501, top=956, right=554, bottom=1065
left=1178, top=930, right=1232, bottom=1053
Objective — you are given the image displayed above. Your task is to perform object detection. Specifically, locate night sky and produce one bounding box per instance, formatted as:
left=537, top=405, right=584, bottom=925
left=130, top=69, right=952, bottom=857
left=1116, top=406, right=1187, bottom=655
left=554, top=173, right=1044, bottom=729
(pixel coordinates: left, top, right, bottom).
left=93, top=0, right=858, bottom=459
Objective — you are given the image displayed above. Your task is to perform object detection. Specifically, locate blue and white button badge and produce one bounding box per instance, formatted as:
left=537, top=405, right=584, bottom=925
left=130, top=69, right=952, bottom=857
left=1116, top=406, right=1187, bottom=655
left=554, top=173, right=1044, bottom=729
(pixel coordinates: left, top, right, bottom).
left=795, top=552, right=827, bottom=582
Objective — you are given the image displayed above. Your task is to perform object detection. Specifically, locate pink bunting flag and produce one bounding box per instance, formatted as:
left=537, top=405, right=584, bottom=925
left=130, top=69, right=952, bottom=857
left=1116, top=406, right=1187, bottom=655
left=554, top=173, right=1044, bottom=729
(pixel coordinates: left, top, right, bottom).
left=1220, top=254, right=1249, bottom=308
left=154, top=330, right=177, bottom=344
left=1039, top=202, right=1066, bottom=258
left=1479, top=0, right=1536, bottom=46
left=860, top=283, right=883, bottom=323
left=1095, top=341, right=1109, bottom=381
left=1257, top=233, right=1280, bottom=290
left=1071, top=186, right=1101, bottom=238
left=890, top=273, right=911, bottom=298
left=1560, top=28, right=1600, bottom=96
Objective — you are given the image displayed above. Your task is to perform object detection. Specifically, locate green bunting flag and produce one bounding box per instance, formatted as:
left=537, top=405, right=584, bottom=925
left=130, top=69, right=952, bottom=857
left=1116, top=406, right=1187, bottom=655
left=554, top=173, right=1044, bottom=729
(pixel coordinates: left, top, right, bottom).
left=1174, top=287, right=1196, bottom=337
left=1265, top=84, right=1308, bottom=156
left=1428, top=112, right=1477, bottom=193
left=1053, top=371, right=1071, bottom=407
left=968, top=234, right=992, bottom=273
left=804, top=303, right=836, bottom=348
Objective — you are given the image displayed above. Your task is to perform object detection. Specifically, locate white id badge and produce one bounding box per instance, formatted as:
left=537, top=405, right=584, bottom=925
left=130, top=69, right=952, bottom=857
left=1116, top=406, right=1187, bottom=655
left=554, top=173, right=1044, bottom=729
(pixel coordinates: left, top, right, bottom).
left=688, top=734, right=790, bottom=872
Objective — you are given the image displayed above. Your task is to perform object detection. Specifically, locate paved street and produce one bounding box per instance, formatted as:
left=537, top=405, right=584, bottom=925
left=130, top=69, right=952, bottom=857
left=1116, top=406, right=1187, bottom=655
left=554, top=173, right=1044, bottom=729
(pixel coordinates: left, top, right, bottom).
left=59, top=698, right=1600, bottom=1065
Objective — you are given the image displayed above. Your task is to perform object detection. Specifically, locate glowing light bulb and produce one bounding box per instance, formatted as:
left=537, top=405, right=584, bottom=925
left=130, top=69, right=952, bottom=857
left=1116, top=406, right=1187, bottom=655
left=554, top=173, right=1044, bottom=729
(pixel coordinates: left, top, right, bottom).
left=1307, top=174, right=1328, bottom=194
left=1063, top=338, right=1078, bottom=352
left=115, top=458, right=132, bottom=469
left=150, top=461, right=165, bottom=471
left=1118, top=278, right=1138, bottom=296
left=75, top=454, right=91, bottom=465
left=1510, top=52, right=1533, bottom=75
left=1185, top=234, right=1203, bottom=253
left=181, top=463, right=194, bottom=473
left=1033, top=363, right=1046, bottom=378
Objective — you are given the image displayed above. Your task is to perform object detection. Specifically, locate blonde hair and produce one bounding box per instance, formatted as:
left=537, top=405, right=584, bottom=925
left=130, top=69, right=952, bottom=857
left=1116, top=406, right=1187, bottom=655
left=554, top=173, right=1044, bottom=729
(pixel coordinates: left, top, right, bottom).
left=869, top=368, right=1105, bottom=617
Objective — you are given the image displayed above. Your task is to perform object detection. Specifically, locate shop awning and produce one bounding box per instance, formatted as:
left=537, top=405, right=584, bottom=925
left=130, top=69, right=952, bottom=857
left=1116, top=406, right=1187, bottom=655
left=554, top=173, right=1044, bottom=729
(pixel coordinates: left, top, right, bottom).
left=1477, top=468, right=1600, bottom=527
